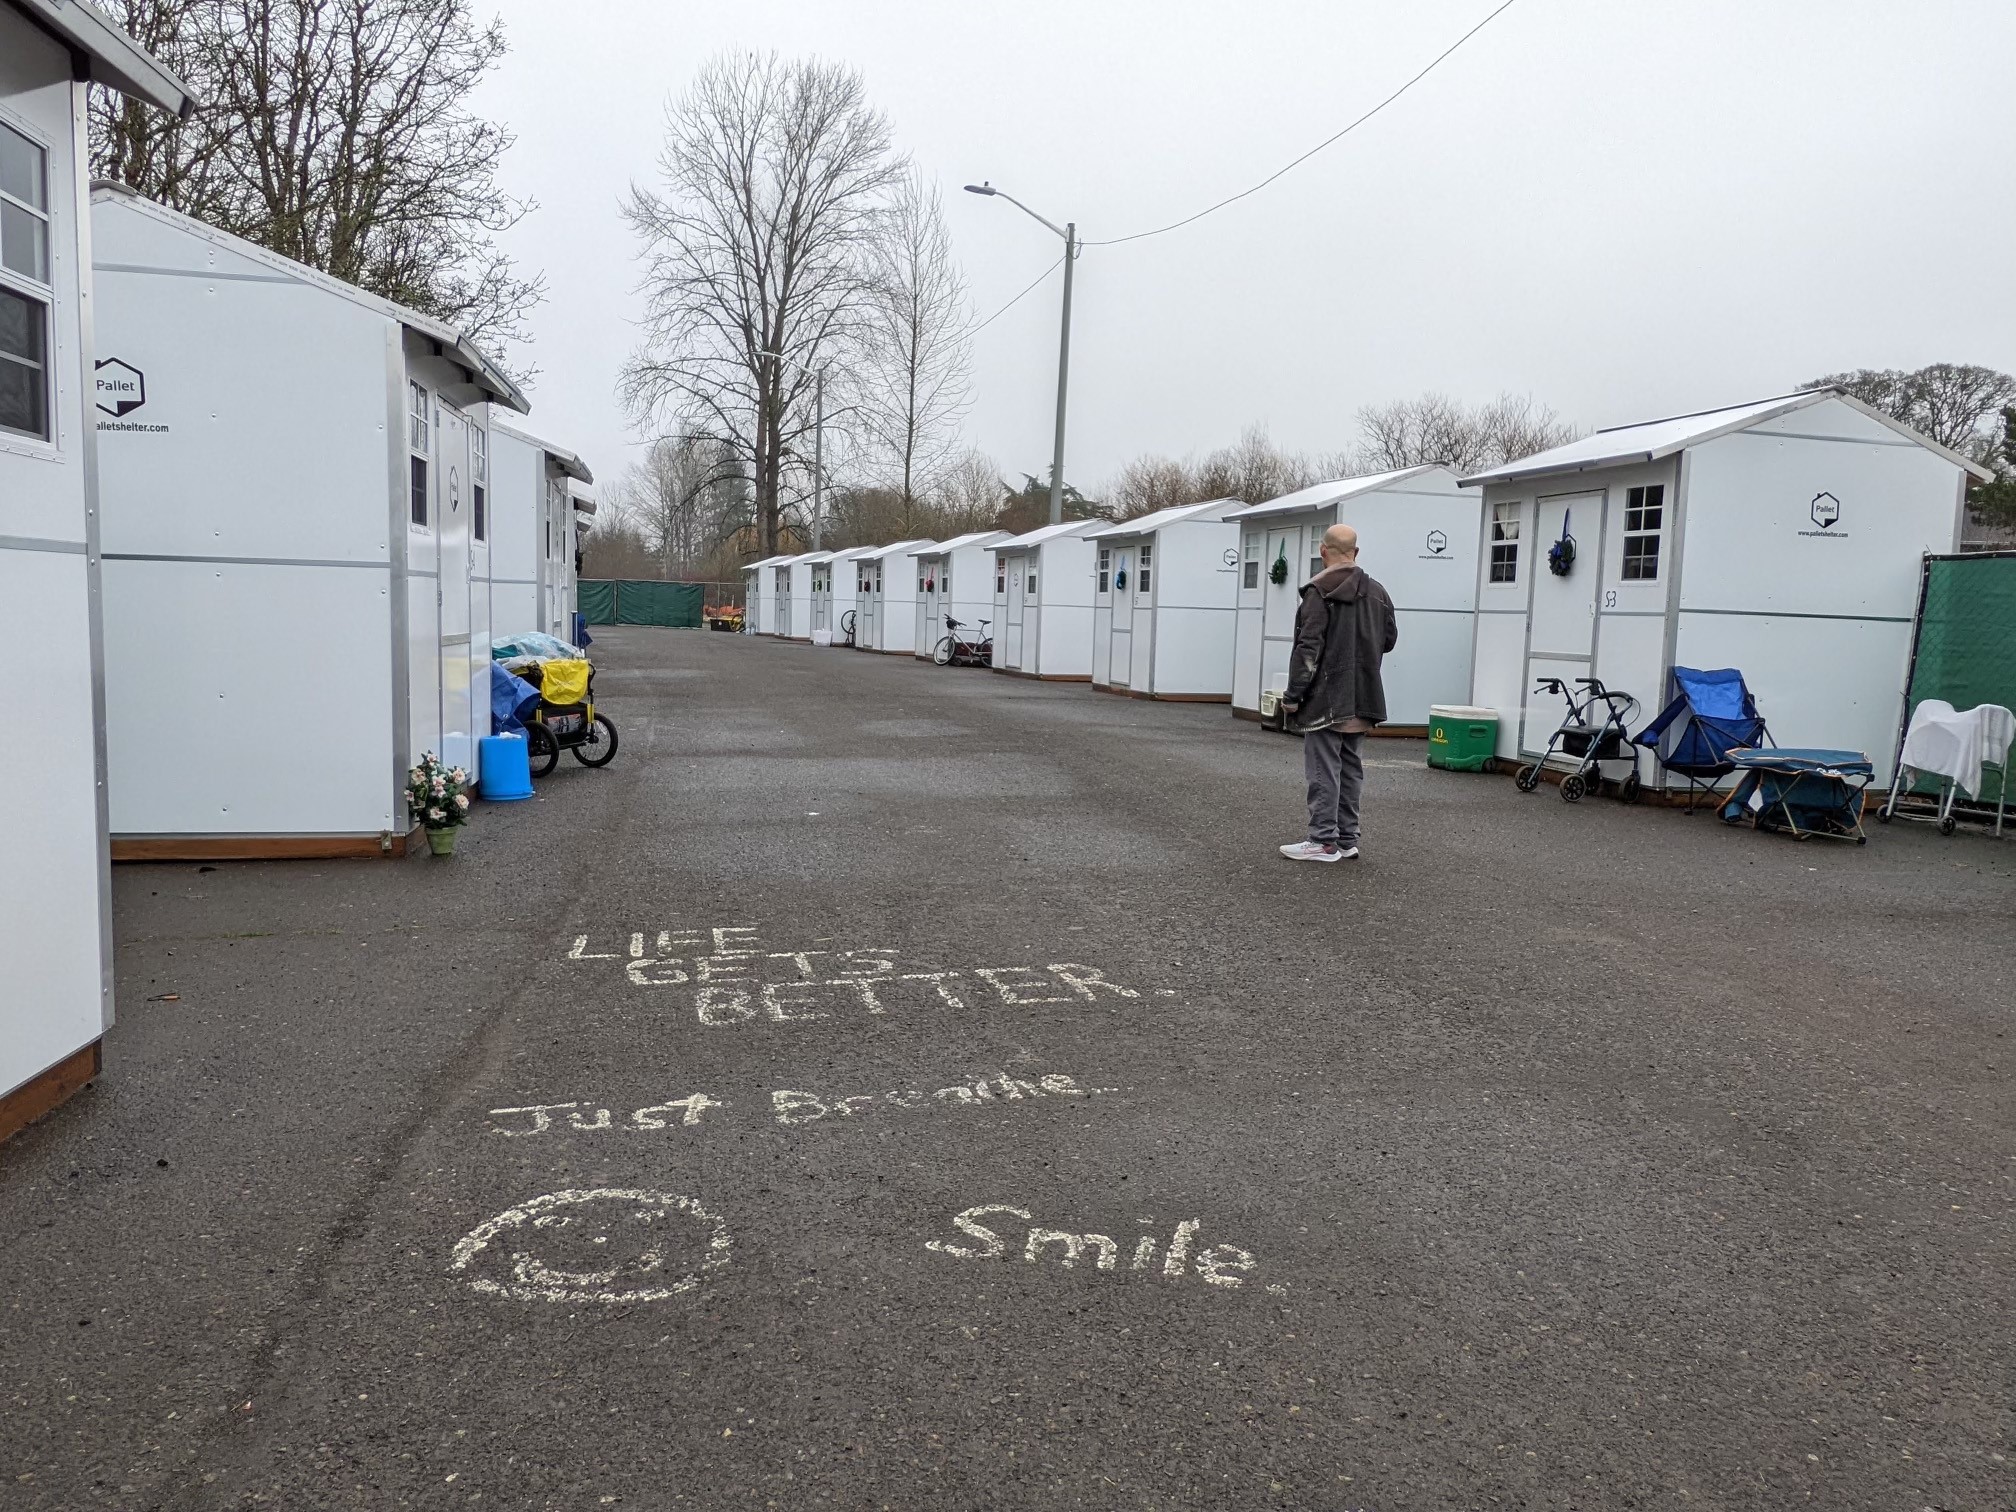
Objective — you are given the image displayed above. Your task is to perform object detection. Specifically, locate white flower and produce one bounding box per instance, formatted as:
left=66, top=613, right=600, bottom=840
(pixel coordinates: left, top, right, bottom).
left=454, top=794, right=469, bottom=811
left=450, top=768, right=467, bottom=783
left=428, top=807, right=445, bottom=822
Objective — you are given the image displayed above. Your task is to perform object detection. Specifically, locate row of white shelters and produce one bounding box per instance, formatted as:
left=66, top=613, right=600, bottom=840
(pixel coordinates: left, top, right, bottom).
left=1088, top=499, right=1245, bottom=698
left=989, top=520, right=1102, bottom=678
left=89, top=185, right=530, bottom=856
left=854, top=539, right=930, bottom=652
left=1463, top=389, right=1991, bottom=787
left=1229, top=467, right=1478, bottom=729
left=2, top=0, right=194, bottom=1136
left=481, top=410, right=592, bottom=642
left=815, top=546, right=878, bottom=640
left=913, top=531, right=1009, bottom=658
left=742, top=554, right=788, bottom=634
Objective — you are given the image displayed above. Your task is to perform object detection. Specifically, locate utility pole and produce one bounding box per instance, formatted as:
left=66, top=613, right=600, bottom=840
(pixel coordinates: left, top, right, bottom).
left=965, top=183, right=1078, bottom=525
left=812, top=367, right=825, bottom=551
left=1047, top=223, right=1076, bottom=526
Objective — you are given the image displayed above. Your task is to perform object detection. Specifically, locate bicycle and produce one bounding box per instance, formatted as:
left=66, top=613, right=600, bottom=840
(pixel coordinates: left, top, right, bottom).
left=840, top=609, right=858, bottom=648
left=932, top=615, right=992, bottom=668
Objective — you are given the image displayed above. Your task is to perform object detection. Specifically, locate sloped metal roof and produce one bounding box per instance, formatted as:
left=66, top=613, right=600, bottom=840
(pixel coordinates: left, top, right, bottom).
left=1226, top=467, right=1446, bottom=522
left=990, top=519, right=1107, bottom=551
left=11, top=0, right=197, bottom=117
left=910, top=531, right=1008, bottom=557
left=861, top=538, right=931, bottom=561
left=1087, top=497, right=1245, bottom=537
left=1459, top=390, right=1995, bottom=486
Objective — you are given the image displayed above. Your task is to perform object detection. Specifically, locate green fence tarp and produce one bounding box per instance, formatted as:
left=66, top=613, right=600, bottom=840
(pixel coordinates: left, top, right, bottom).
left=582, top=579, right=706, bottom=628
left=1899, top=552, right=2016, bottom=798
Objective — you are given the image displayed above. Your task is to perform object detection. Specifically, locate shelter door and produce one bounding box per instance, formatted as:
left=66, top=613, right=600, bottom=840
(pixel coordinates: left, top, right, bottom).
left=1109, top=548, right=1136, bottom=687
left=1522, top=490, right=1604, bottom=754
left=436, top=407, right=475, bottom=776
left=1004, top=560, right=1027, bottom=670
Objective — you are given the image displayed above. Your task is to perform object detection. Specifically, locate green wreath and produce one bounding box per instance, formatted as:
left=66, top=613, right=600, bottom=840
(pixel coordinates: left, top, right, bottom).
left=1268, top=550, right=1290, bottom=585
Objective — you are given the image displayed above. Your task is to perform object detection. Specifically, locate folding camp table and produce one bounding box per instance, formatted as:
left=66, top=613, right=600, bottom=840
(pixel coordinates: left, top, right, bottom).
left=1718, top=748, right=1873, bottom=843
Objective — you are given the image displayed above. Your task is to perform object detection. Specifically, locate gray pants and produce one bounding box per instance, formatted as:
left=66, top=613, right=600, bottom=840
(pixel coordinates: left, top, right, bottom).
left=1303, top=726, right=1366, bottom=846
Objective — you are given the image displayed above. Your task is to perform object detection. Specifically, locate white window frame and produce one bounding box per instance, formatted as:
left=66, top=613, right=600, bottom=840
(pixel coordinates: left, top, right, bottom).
left=1489, top=501, right=1521, bottom=584
left=1138, top=541, right=1153, bottom=594
left=1097, top=545, right=1111, bottom=595
left=0, top=111, right=56, bottom=449
left=1621, top=484, right=1663, bottom=582
left=406, top=380, right=431, bottom=529
left=470, top=427, right=487, bottom=543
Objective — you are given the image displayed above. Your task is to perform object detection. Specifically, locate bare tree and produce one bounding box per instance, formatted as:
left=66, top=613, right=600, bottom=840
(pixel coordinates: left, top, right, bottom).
left=923, top=447, right=1010, bottom=535
left=1103, top=425, right=1314, bottom=517
left=622, top=51, right=906, bottom=558
left=89, top=0, right=544, bottom=368
left=860, top=168, right=972, bottom=535
left=1804, top=364, right=2016, bottom=454
left=1351, top=392, right=1578, bottom=474
left=616, top=430, right=749, bottom=577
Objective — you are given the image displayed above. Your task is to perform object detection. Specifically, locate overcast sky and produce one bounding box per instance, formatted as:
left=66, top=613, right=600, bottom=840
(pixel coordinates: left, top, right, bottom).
left=472, top=0, right=2016, bottom=500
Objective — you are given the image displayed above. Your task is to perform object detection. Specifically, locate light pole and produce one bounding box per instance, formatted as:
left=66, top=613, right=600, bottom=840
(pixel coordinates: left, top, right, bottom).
left=758, top=349, right=825, bottom=551
left=964, top=182, right=1076, bottom=526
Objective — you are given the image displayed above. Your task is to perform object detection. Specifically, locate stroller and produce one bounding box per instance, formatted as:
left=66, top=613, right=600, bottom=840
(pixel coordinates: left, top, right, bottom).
left=1515, top=676, right=1642, bottom=803
left=1632, top=666, right=1771, bottom=812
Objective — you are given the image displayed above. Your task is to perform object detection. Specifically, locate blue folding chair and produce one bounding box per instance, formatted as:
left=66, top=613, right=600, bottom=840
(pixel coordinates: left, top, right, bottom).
left=1632, top=666, right=1771, bottom=812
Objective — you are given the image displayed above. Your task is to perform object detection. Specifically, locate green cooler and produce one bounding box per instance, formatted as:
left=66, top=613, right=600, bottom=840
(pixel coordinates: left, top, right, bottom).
left=1428, top=705, right=1499, bottom=771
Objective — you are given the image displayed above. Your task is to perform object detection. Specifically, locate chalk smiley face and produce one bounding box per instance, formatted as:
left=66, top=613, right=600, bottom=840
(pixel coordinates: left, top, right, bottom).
left=449, top=1189, right=730, bottom=1303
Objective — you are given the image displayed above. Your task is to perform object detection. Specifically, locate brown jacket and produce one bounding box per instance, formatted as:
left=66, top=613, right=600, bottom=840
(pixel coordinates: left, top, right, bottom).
left=1283, top=564, right=1398, bottom=732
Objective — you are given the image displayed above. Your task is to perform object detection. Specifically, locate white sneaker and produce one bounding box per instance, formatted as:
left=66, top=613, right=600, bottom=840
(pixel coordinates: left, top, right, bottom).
left=1279, top=840, right=1355, bottom=863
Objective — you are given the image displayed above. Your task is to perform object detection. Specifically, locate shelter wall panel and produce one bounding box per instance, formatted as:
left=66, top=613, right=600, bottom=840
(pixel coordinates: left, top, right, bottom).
left=1591, top=612, right=1665, bottom=781
left=1681, top=432, right=1956, bottom=618
left=1385, top=610, right=1477, bottom=728
left=1349, top=486, right=1482, bottom=613
left=1470, top=613, right=1527, bottom=758
left=490, top=582, right=538, bottom=641
left=1231, top=603, right=1261, bottom=710
left=1675, top=612, right=1913, bottom=785
left=483, top=431, right=541, bottom=585
left=0, top=550, right=107, bottom=1100
left=1152, top=608, right=1236, bottom=698
left=103, top=560, right=397, bottom=835
left=92, top=264, right=393, bottom=562
left=407, top=574, right=440, bottom=771
left=1157, top=525, right=1241, bottom=610
left=1037, top=602, right=1094, bottom=679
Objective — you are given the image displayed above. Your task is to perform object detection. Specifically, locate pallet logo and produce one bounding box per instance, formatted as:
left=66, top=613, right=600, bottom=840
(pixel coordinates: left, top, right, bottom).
left=94, top=358, right=145, bottom=417
left=1810, top=491, right=1842, bottom=530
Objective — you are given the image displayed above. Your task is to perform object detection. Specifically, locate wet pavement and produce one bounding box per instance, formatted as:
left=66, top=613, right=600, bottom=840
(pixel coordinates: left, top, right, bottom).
left=3, top=625, right=2011, bottom=1511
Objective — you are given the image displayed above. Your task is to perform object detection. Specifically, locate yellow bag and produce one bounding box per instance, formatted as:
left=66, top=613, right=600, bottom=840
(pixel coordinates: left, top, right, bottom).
left=540, top=658, right=591, bottom=706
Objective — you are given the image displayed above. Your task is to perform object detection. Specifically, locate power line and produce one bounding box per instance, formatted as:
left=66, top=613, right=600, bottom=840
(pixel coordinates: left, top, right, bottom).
left=968, top=254, right=1065, bottom=334
left=1082, top=0, right=1523, bottom=248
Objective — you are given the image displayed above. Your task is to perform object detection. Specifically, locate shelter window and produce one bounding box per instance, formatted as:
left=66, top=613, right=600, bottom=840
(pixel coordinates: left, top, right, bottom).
left=996, top=569, right=1005, bottom=594
left=408, top=381, right=430, bottom=454
left=1097, top=546, right=1111, bottom=594
left=1026, top=572, right=1037, bottom=594
left=1489, top=502, right=1521, bottom=583
left=942, top=564, right=952, bottom=594
left=470, top=429, right=487, bottom=541
left=1139, top=543, right=1152, bottom=594
left=0, top=121, right=50, bottom=285
left=1308, top=557, right=1322, bottom=581
left=1622, top=485, right=1663, bottom=580
left=409, top=454, right=428, bottom=528
left=0, top=122, right=52, bottom=442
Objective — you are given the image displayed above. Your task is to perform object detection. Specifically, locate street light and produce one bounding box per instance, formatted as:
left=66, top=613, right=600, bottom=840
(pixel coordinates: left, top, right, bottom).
left=757, top=349, right=825, bottom=551
left=965, top=181, right=1077, bottom=526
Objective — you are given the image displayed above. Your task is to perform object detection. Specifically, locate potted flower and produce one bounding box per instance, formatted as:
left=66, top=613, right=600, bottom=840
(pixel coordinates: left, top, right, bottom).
left=407, top=752, right=471, bottom=856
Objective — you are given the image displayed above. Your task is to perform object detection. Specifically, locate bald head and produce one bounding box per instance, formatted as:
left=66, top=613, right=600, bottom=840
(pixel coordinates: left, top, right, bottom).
left=1320, top=523, right=1360, bottom=565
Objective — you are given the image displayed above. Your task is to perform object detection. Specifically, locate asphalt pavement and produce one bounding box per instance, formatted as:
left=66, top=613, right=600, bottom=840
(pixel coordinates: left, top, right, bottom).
left=3, top=625, right=2011, bottom=1512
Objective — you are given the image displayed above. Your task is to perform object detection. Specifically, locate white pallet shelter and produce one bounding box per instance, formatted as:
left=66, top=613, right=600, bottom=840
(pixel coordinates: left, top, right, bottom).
left=1085, top=499, right=1245, bottom=698
left=744, top=554, right=789, bottom=634
left=1, top=0, right=194, bottom=1136
left=480, top=411, right=592, bottom=643
left=1229, top=467, right=1477, bottom=730
left=783, top=550, right=834, bottom=641
left=987, top=520, right=1102, bottom=679
left=91, top=187, right=527, bottom=857
left=564, top=478, right=595, bottom=632
left=1463, top=390, right=1991, bottom=788
left=852, top=538, right=932, bottom=652
left=912, top=531, right=1009, bottom=658
left=813, top=546, right=877, bottom=642
left=765, top=554, right=808, bottom=637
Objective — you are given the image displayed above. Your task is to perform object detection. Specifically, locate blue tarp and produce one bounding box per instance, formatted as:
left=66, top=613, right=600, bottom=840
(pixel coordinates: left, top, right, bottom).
left=490, top=662, right=541, bottom=735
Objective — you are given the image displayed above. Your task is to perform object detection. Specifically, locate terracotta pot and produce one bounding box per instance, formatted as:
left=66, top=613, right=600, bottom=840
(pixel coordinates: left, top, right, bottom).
left=425, top=826, right=459, bottom=857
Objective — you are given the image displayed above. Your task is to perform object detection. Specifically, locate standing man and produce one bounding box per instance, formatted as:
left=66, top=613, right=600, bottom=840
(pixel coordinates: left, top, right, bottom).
left=1278, top=523, right=1398, bottom=863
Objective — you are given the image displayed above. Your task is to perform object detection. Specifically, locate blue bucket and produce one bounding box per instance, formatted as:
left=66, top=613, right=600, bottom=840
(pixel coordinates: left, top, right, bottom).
left=478, top=734, right=534, bottom=801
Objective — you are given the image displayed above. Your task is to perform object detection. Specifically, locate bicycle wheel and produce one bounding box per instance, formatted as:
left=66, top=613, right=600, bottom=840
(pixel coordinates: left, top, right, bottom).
left=932, top=636, right=954, bottom=666
left=526, top=722, right=560, bottom=777
left=571, top=713, right=619, bottom=768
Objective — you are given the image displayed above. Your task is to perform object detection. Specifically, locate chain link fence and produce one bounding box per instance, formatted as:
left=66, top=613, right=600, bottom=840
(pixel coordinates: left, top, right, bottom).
left=580, top=579, right=746, bottom=629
